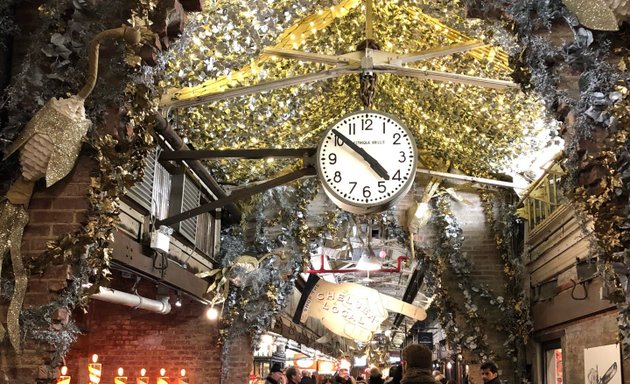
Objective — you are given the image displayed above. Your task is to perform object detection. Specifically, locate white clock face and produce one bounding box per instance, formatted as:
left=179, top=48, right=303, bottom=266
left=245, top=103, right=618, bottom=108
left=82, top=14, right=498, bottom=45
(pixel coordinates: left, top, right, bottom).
left=316, top=110, right=417, bottom=214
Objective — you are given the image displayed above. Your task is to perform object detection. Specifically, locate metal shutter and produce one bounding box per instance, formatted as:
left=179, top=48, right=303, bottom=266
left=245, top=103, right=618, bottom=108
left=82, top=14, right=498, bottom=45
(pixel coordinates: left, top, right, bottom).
left=169, top=173, right=200, bottom=244
left=127, top=149, right=157, bottom=212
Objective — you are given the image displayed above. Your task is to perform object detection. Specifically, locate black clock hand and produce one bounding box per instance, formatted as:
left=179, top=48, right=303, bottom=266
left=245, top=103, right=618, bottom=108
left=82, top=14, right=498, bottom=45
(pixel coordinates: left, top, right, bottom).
left=331, top=129, right=390, bottom=180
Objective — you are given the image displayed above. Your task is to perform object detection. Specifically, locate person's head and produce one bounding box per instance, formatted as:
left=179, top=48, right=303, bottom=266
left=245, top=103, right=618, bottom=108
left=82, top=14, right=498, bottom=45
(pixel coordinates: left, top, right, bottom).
left=432, top=370, right=441, bottom=377
left=480, top=361, right=498, bottom=383
left=338, top=368, right=350, bottom=379
left=401, top=344, right=433, bottom=371
left=434, top=374, right=445, bottom=383
left=303, top=371, right=310, bottom=378
left=270, top=363, right=284, bottom=382
left=369, top=367, right=381, bottom=377
left=286, top=367, right=302, bottom=383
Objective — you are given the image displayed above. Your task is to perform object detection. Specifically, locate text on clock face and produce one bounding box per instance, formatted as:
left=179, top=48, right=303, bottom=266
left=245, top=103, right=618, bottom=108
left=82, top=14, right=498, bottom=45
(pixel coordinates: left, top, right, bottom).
left=319, top=113, right=415, bottom=204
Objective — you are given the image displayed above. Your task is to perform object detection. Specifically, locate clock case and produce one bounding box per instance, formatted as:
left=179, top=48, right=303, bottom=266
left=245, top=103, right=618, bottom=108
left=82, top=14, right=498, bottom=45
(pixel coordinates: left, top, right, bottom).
left=315, top=109, right=417, bottom=214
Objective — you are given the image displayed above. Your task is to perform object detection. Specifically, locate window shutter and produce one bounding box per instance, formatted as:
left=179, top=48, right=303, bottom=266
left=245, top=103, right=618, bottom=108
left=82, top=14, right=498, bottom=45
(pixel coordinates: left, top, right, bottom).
left=169, top=173, right=200, bottom=244
left=127, top=149, right=158, bottom=212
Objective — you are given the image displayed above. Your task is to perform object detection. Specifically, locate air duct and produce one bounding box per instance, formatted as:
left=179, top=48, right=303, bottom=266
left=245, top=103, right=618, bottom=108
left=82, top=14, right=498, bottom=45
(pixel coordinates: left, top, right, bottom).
left=91, top=286, right=171, bottom=314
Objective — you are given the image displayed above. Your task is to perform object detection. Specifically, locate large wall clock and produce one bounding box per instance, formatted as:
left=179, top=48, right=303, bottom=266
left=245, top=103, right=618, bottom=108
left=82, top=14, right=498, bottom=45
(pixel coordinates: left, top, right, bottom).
left=316, top=110, right=417, bottom=214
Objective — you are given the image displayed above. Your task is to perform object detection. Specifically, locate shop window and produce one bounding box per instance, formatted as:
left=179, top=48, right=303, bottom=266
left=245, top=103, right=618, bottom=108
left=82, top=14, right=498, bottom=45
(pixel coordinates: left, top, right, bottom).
left=543, top=340, right=563, bottom=384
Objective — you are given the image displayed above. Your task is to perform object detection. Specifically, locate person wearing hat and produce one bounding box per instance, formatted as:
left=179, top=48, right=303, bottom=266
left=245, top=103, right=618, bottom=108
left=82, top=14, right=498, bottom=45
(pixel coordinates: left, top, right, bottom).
left=267, top=363, right=285, bottom=384
left=400, top=344, right=436, bottom=384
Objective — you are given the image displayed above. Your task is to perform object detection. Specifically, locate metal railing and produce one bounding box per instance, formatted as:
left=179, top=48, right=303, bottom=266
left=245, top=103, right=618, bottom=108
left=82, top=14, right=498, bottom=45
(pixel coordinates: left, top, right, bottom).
left=518, top=154, right=566, bottom=233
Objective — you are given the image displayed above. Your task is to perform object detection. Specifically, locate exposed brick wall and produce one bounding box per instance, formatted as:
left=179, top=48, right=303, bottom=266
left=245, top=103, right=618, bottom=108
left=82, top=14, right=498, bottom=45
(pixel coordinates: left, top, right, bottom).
left=404, top=187, right=513, bottom=382
left=64, top=276, right=224, bottom=384
left=0, top=155, right=92, bottom=382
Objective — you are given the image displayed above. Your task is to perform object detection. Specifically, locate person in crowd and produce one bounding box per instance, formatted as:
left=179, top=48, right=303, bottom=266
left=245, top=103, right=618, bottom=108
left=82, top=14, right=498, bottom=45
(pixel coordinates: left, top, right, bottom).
left=369, top=367, right=384, bottom=384
left=356, top=374, right=367, bottom=384
left=266, top=363, right=285, bottom=384
left=334, top=368, right=356, bottom=384
left=320, top=376, right=334, bottom=384
left=433, top=374, right=446, bottom=384
left=386, top=364, right=403, bottom=384
left=400, top=344, right=436, bottom=384
left=286, top=367, right=303, bottom=384
left=480, top=361, right=500, bottom=384
left=431, top=371, right=441, bottom=378
left=301, top=371, right=314, bottom=384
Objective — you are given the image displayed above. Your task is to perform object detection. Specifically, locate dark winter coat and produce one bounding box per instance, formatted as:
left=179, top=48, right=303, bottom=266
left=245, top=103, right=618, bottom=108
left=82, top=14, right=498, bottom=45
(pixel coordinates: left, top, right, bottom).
left=400, top=368, right=436, bottom=384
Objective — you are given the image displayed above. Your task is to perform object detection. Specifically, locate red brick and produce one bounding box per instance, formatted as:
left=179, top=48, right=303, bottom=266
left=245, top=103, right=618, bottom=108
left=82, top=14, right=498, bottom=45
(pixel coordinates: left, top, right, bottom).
left=28, top=238, right=51, bottom=252
left=28, top=198, right=53, bottom=209
left=52, top=197, right=89, bottom=210
left=23, top=224, right=51, bottom=237
left=30, top=210, right=74, bottom=224
left=52, top=223, right=81, bottom=236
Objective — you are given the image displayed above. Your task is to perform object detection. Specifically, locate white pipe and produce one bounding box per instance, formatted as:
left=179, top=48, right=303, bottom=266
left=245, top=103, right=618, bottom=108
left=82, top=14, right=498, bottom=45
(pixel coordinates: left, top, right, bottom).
left=91, top=286, right=171, bottom=314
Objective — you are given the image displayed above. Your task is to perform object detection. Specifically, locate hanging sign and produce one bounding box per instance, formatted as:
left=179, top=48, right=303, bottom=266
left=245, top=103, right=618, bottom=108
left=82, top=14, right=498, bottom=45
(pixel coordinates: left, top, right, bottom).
left=293, top=275, right=426, bottom=341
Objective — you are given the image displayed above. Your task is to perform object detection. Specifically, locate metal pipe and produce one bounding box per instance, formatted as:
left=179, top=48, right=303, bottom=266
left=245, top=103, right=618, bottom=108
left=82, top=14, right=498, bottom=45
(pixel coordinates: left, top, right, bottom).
left=91, top=286, right=171, bottom=314
left=416, top=168, right=521, bottom=189
left=305, top=255, right=408, bottom=274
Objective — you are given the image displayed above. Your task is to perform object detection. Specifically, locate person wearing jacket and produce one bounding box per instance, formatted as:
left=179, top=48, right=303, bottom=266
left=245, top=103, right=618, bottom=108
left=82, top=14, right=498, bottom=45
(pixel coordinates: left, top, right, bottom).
left=400, top=344, right=437, bottom=384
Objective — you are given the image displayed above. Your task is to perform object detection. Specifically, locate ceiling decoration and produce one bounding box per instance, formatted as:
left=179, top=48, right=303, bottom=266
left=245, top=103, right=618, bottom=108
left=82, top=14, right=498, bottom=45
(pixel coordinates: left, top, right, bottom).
left=160, top=0, right=547, bottom=185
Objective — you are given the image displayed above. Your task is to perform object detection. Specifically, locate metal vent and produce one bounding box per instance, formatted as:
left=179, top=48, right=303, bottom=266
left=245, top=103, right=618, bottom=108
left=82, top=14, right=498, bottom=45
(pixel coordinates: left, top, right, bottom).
left=169, top=173, right=200, bottom=244
left=127, top=149, right=158, bottom=212
left=180, top=176, right=200, bottom=242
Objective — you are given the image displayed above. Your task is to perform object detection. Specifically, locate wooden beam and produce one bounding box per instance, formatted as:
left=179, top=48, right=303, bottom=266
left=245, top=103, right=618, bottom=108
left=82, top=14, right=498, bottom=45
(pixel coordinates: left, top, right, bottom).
left=389, top=41, right=487, bottom=65
left=166, top=67, right=356, bottom=109
left=156, top=166, right=317, bottom=227
left=376, top=65, right=519, bottom=90
left=160, top=148, right=317, bottom=161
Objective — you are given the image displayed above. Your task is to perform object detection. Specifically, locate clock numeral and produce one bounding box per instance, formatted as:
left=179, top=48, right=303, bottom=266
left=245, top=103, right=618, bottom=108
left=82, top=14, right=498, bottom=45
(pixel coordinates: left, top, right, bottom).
left=348, top=123, right=356, bottom=135
left=382, top=122, right=386, bottom=134
left=349, top=181, right=357, bottom=194
left=334, top=136, right=344, bottom=146
left=333, top=171, right=342, bottom=183
left=399, top=151, right=407, bottom=163
left=328, top=153, right=337, bottom=165
left=392, top=170, right=402, bottom=181
left=362, top=118, right=373, bottom=131
left=393, top=133, right=401, bottom=145
left=363, top=186, right=371, bottom=198
left=378, top=181, right=386, bottom=193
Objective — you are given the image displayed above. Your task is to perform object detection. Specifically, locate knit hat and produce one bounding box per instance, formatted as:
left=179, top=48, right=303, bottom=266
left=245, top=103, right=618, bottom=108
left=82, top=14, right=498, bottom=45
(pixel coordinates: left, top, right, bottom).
left=271, top=363, right=283, bottom=373
left=402, top=344, right=432, bottom=369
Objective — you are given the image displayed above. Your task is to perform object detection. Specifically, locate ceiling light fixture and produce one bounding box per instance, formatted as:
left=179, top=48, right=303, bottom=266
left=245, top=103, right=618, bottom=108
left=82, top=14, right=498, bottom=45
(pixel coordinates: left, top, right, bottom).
left=206, top=305, right=219, bottom=321
left=356, top=252, right=382, bottom=271
left=174, top=293, right=182, bottom=307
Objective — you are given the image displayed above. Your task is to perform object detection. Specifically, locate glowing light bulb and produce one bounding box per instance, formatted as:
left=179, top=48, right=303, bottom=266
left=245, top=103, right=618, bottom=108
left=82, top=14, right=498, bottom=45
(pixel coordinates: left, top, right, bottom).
left=206, top=306, right=219, bottom=320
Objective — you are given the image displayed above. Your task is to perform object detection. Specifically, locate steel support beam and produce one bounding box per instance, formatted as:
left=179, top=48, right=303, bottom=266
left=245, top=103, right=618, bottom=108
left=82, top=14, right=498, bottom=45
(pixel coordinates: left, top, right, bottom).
left=160, top=148, right=316, bottom=161
left=156, top=166, right=317, bottom=227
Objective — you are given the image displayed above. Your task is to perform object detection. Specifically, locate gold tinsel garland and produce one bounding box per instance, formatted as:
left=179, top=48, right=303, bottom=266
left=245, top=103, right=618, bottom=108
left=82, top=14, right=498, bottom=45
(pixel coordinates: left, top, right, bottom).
left=161, top=1, right=544, bottom=184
